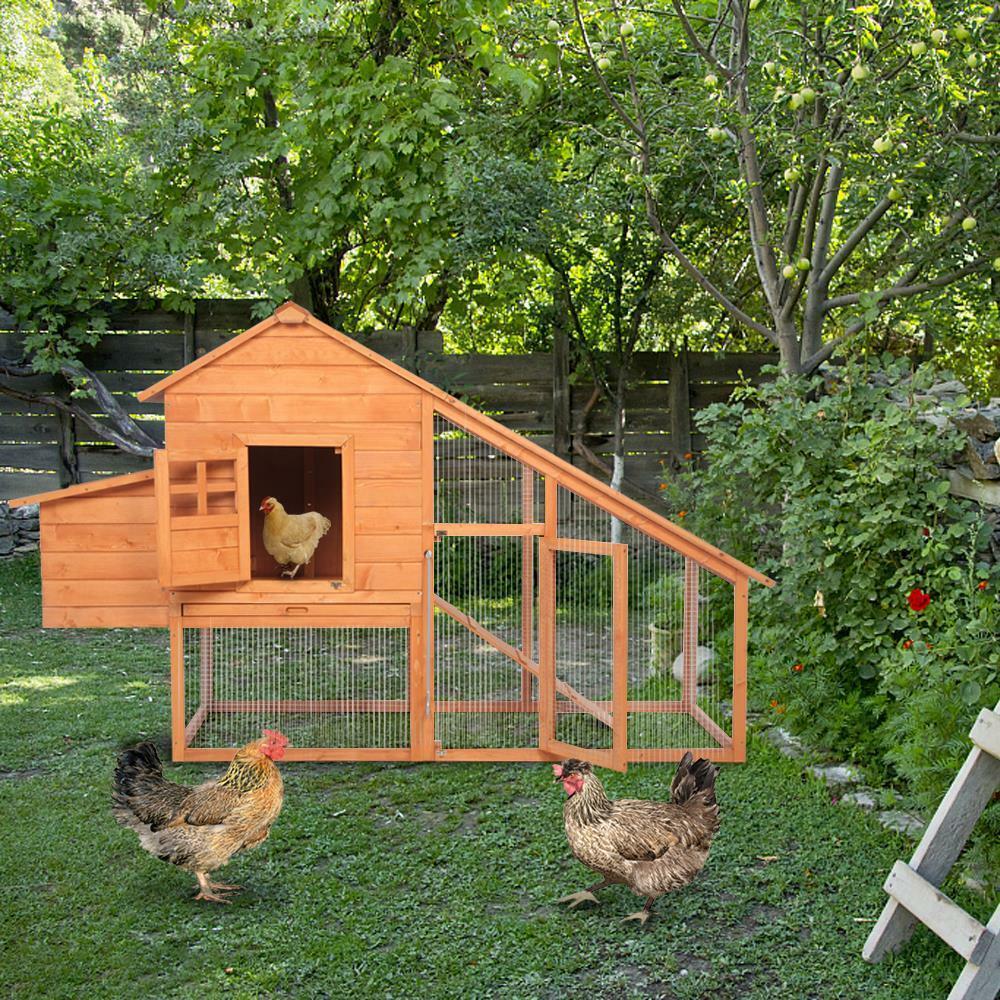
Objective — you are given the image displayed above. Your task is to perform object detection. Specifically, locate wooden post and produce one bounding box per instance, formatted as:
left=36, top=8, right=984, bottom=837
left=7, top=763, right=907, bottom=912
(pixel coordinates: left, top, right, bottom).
left=538, top=476, right=558, bottom=750
left=681, top=558, right=699, bottom=712
left=302, top=447, right=317, bottom=579
left=552, top=314, right=571, bottom=464
left=199, top=626, right=214, bottom=712
left=731, top=574, right=749, bottom=762
left=668, top=347, right=692, bottom=463
left=521, top=467, right=534, bottom=706
left=183, top=310, right=197, bottom=364
left=612, top=543, right=628, bottom=771
left=55, top=408, right=79, bottom=487
left=170, top=615, right=185, bottom=761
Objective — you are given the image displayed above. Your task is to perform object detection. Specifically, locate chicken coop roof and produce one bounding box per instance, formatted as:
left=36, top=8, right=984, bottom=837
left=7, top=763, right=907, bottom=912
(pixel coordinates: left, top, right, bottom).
left=7, top=468, right=155, bottom=508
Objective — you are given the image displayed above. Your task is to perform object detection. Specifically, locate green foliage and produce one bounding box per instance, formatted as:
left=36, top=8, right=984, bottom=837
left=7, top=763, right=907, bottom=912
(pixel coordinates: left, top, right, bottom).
left=666, top=356, right=1000, bottom=878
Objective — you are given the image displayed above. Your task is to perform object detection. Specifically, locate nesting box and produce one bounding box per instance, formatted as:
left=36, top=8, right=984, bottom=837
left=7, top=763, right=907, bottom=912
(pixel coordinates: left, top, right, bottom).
left=11, top=303, right=771, bottom=769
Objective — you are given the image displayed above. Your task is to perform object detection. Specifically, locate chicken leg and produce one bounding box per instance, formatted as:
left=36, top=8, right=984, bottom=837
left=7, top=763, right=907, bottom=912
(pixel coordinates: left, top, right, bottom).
left=281, top=564, right=301, bottom=580
left=193, top=872, right=240, bottom=903
left=557, top=876, right=617, bottom=909
left=622, top=896, right=656, bottom=925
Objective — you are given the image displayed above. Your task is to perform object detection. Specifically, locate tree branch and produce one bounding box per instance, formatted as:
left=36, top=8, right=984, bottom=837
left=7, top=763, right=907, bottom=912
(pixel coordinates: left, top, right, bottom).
left=818, top=196, right=893, bottom=286
left=823, top=258, right=988, bottom=312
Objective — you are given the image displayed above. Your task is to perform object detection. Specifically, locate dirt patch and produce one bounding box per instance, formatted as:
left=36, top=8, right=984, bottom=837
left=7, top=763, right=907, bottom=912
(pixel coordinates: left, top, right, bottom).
left=675, top=952, right=713, bottom=975
left=0, top=767, right=44, bottom=781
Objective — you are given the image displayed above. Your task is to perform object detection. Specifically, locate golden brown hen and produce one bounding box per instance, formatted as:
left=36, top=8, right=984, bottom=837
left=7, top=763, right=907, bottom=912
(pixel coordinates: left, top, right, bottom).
left=112, top=730, right=288, bottom=902
left=260, top=496, right=331, bottom=579
left=554, top=752, right=720, bottom=924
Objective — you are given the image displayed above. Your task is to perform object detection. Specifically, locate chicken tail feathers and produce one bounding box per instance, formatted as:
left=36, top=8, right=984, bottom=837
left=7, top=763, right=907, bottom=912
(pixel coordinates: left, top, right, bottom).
left=670, top=751, right=719, bottom=808
left=113, top=741, right=187, bottom=832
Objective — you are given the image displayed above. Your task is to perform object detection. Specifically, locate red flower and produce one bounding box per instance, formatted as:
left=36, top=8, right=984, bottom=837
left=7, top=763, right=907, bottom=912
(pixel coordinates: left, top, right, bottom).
left=792, top=663, right=804, bottom=672
left=978, top=581, right=988, bottom=591
left=902, top=640, right=913, bottom=650
left=926, top=642, right=933, bottom=650
left=770, top=699, right=779, bottom=707
left=922, top=527, right=930, bottom=538
left=908, top=588, right=931, bottom=612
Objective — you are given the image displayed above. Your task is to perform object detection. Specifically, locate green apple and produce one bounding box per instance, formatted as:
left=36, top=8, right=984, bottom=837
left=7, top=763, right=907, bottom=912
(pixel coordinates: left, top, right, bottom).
left=954, top=25, right=970, bottom=42
left=962, top=216, right=977, bottom=231
left=782, top=264, right=796, bottom=279
left=931, top=28, right=946, bottom=46
left=800, top=86, right=816, bottom=104
left=910, top=40, right=927, bottom=56
left=851, top=63, right=870, bottom=81
left=704, top=72, right=719, bottom=87
left=789, top=92, right=804, bottom=109
left=547, top=18, right=560, bottom=33
left=966, top=52, right=980, bottom=68
left=762, top=60, right=777, bottom=76
left=749, top=0, right=761, bottom=9
left=796, top=257, right=811, bottom=271
left=784, top=166, right=801, bottom=183
left=856, top=182, right=870, bottom=197
left=993, top=257, right=1000, bottom=271
left=887, top=185, right=903, bottom=202
left=620, top=21, right=636, bottom=37
left=872, top=136, right=894, bottom=154
left=597, top=55, right=612, bottom=71
left=707, top=126, right=726, bottom=143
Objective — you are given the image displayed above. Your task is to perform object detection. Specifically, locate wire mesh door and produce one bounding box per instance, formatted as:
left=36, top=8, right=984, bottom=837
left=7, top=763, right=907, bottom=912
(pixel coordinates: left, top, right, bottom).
left=539, top=538, right=628, bottom=771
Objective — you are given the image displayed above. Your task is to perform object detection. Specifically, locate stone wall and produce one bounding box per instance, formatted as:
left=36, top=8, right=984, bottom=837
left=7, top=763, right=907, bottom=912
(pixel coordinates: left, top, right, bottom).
left=0, top=502, right=39, bottom=559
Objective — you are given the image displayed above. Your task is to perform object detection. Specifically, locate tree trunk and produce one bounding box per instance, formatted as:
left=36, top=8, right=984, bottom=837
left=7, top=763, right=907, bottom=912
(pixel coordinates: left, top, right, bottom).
left=610, top=377, right=626, bottom=543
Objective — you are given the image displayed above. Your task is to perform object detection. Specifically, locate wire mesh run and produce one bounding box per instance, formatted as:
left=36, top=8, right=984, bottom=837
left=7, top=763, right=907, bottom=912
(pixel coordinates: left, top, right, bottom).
left=182, top=626, right=409, bottom=750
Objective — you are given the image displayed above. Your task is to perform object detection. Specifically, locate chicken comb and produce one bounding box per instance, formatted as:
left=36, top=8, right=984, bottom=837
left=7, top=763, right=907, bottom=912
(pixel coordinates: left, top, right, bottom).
left=552, top=763, right=564, bottom=778
left=263, top=728, right=289, bottom=745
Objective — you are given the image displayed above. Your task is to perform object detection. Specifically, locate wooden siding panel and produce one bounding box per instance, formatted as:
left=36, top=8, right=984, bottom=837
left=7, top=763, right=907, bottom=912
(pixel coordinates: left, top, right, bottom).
left=166, top=422, right=421, bottom=453
left=41, top=550, right=159, bottom=580
left=354, top=451, right=423, bottom=480
left=354, top=562, right=423, bottom=590
left=355, top=479, right=421, bottom=507
left=354, top=507, right=423, bottom=534
left=164, top=394, right=421, bottom=424
left=42, top=605, right=169, bottom=628
left=46, top=579, right=166, bottom=607
left=41, top=522, right=157, bottom=552
left=170, top=545, right=240, bottom=577
left=355, top=533, right=422, bottom=562
left=179, top=365, right=419, bottom=395
left=45, top=496, right=157, bottom=524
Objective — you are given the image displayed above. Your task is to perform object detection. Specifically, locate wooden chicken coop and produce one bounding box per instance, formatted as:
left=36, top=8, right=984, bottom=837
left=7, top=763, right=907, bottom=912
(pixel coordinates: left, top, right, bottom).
left=11, top=303, right=772, bottom=770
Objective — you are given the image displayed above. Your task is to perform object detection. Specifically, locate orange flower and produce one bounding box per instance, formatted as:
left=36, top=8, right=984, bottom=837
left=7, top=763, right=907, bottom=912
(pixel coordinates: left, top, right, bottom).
left=770, top=699, right=779, bottom=707
left=792, top=663, right=804, bottom=672
left=658, top=483, right=667, bottom=490
left=776, top=704, right=786, bottom=714
left=677, top=510, right=687, bottom=518
left=902, top=639, right=913, bottom=650
left=926, top=642, right=933, bottom=650
left=978, top=580, right=988, bottom=590
left=683, top=451, right=694, bottom=460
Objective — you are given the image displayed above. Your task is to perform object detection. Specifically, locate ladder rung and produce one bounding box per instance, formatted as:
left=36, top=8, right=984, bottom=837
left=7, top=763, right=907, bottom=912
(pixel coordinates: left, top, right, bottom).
left=969, top=708, right=1000, bottom=760
left=884, top=861, right=993, bottom=964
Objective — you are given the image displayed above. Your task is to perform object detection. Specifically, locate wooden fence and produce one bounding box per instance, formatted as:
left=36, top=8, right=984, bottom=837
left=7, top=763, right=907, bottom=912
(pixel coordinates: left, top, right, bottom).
left=0, top=300, right=775, bottom=501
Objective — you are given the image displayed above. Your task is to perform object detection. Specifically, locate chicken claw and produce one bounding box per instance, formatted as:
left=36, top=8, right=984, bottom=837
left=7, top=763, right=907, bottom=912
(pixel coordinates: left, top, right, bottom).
left=622, top=909, right=652, bottom=925
left=194, top=889, right=232, bottom=904
left=557, top=890, right=600, bottom=909
left=194, top=872, right=238, bottom=903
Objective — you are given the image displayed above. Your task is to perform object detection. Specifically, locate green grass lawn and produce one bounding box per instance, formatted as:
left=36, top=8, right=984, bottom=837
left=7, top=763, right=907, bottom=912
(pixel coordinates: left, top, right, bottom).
left=0, top=553, right=979, bottom=999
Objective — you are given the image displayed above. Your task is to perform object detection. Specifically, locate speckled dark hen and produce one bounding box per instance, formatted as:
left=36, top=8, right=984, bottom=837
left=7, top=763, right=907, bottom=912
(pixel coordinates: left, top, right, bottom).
left=554, top=752, right=720, bottom=924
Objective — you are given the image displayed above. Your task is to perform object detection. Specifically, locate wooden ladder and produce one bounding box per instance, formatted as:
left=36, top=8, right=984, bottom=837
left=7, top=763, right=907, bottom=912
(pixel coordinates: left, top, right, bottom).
left=863, top=700, right=1000, bottom=1000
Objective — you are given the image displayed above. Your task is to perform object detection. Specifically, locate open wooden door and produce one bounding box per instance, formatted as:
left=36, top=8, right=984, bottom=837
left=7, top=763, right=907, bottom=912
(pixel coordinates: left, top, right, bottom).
left=539, top=537, right=628, bottom=771
left=154, top=449, right=250, bottom=588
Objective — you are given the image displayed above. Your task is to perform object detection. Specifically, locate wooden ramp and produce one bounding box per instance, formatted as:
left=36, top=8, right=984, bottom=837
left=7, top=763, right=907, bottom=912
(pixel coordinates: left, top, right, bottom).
left=863, top=701, right=1000, bottom=1000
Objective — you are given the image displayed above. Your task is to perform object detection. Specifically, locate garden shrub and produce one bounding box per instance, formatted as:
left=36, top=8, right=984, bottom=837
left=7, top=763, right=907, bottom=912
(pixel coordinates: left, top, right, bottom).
left=664, top=356, right=999, bottom=880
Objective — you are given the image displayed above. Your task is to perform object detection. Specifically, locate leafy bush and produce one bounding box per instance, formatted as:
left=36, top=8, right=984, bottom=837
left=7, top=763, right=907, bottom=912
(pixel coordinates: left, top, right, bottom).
left=664, top=356, right=999, bottom=879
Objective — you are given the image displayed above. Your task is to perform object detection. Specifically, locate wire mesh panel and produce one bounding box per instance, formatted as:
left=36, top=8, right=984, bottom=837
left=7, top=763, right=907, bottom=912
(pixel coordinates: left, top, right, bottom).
left=182, top=625, right=409, bottom=750
left=434, top=414, right=544, bottom=523
left=552, top=548, right=615, bottom=751
left=433, top=535, right=538, bottom=748
left=557, top=485, right=735, bottom=758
